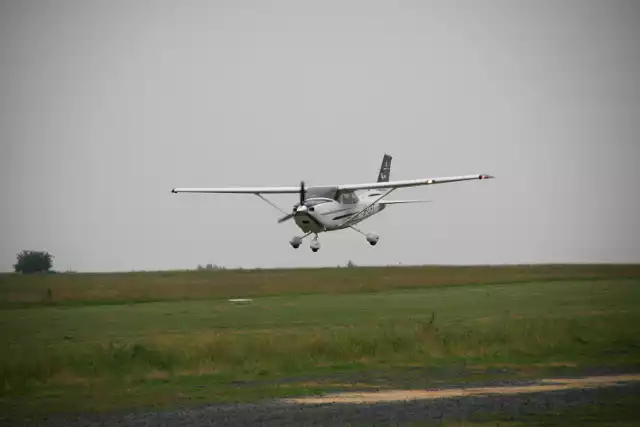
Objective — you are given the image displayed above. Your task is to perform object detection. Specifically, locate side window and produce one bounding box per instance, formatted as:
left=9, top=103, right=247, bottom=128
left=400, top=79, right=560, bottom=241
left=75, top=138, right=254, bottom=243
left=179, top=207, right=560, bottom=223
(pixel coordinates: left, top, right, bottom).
left=340, top=192, right=358, bottom=204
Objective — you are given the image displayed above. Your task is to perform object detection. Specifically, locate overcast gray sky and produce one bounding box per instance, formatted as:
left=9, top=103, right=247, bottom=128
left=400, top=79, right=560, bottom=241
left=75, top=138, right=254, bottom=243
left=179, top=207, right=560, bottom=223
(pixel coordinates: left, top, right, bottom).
left=1, top=0, right=639, bottom=272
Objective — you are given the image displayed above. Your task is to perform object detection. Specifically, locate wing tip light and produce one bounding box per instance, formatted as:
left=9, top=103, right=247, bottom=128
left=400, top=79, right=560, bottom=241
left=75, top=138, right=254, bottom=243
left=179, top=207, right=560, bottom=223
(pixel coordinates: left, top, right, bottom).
left=479, top=174, right=495, bottom=180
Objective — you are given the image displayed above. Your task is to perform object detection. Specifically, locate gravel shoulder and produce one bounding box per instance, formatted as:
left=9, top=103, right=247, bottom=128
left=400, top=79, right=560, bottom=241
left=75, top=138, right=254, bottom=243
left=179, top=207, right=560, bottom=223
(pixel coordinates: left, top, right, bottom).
left=6, top=373, right=640, bottom=427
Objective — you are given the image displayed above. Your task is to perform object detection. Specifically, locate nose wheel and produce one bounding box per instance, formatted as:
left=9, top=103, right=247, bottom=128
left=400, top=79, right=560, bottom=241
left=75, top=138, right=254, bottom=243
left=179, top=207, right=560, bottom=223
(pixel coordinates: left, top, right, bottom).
left=310, top=235, right=321, bottom=252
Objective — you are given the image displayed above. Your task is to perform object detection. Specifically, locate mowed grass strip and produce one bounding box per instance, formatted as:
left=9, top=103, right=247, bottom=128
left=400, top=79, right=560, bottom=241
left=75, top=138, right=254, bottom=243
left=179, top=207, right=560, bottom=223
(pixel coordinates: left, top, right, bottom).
left=1, top=277, right=639, bottom=417
left=1, top=264, right=639, bottom=308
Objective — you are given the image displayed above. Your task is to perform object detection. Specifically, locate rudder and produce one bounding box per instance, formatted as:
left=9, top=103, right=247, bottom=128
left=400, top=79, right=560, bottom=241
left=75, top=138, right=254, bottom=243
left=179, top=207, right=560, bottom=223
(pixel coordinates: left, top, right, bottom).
left=377, top=154, right=392, bottom=182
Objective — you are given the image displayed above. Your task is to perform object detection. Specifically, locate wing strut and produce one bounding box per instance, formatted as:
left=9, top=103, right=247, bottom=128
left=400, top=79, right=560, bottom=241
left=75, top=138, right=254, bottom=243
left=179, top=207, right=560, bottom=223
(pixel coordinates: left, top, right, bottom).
left=254, top=194, right=289, bottom=216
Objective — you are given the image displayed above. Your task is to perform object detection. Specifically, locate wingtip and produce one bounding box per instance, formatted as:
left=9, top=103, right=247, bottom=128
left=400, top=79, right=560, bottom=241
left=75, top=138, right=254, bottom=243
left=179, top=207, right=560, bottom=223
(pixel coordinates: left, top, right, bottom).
left=171, top=188, right=177, bottom=193
left=479, top=174, right=495, bottom=180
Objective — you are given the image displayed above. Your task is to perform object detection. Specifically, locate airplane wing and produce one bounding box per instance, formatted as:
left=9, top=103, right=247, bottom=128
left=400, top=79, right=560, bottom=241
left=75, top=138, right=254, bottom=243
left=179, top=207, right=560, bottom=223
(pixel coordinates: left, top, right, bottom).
left=335, top=174, right=494, bottom=191
left=171, top=175, right=494, bottom=195
left=171, top=186, right=300, bottom=194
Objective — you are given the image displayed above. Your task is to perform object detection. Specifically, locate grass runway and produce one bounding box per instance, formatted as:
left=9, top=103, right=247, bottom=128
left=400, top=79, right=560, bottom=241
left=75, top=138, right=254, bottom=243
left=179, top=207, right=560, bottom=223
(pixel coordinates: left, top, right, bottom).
left=1, top=264, right=639, bottom=425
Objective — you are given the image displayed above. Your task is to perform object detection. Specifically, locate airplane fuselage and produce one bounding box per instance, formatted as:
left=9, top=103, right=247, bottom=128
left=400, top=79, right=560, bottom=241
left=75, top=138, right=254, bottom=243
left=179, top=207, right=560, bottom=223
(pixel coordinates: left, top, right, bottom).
left=293, top=190, right=386, bottom=234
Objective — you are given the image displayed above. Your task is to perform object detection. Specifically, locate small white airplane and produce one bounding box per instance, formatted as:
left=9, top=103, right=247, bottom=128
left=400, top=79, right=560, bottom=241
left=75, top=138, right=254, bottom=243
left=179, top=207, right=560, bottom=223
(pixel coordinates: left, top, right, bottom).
left=171, top=154, right=494, bottom=252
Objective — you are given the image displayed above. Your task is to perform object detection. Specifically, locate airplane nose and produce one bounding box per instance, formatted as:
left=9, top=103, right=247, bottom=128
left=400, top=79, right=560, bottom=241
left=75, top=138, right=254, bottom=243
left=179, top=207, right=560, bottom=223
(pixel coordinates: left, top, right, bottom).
left=297, top=205, right=308, bottom=213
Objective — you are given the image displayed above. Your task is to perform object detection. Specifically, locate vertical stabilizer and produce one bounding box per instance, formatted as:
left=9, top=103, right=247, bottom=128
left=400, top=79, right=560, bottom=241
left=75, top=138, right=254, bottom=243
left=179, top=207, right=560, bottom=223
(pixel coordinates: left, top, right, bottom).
left=377, top=154, right=392, bottom=182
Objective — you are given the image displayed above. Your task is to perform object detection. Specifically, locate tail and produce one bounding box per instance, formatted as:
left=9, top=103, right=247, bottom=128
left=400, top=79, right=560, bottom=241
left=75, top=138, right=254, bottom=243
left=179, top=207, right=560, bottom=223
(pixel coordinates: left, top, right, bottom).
left=377, top=153, right=392, bottom=182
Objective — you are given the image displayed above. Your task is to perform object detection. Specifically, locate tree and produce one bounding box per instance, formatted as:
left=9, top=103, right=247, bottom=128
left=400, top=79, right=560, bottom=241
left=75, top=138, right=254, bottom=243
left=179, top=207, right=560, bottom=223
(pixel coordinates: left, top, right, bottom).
left=13, top=250, right=54, bottom=274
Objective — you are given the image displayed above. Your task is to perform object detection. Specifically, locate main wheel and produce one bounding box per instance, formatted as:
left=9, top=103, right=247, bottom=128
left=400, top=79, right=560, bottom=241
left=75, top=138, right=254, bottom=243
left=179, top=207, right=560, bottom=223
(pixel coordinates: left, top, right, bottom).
left=290, top=236, right=302, bottom=248
left=366, top=233, right=379, bottom=246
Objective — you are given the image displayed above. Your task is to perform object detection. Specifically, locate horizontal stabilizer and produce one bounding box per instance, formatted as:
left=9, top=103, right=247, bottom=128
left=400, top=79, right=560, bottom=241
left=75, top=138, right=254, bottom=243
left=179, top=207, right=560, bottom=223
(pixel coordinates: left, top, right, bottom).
left=379, top=199, right=433, bottom=205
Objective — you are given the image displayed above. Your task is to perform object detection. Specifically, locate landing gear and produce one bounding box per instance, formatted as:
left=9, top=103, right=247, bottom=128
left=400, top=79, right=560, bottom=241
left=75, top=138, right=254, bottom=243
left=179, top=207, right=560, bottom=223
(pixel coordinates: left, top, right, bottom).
left=290, top=233, right=321, bottom=251
left=310, top=235, right=321, bottom=252
left=290, top=232, right=312, bottom=249
left=350, top=226, right=380, bottom=247
left=366, top=232, right=379, bottom=246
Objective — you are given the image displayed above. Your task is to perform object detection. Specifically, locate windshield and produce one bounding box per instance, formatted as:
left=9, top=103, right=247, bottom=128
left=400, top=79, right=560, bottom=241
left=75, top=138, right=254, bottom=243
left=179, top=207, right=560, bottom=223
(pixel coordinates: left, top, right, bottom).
left=304, top=198, right=333, bottom=207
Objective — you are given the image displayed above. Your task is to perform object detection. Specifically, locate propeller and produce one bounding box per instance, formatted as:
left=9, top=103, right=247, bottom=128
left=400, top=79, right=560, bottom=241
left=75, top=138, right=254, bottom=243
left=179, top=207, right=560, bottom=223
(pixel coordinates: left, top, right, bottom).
left=277, top=181, right=306, bottom=223
left=277, top=212, right=294, bottom=223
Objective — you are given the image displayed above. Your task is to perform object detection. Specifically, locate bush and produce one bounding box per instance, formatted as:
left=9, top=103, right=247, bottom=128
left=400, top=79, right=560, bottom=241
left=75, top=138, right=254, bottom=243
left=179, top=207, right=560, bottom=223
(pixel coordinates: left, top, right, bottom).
left=13, top=250, right=54, bottom=274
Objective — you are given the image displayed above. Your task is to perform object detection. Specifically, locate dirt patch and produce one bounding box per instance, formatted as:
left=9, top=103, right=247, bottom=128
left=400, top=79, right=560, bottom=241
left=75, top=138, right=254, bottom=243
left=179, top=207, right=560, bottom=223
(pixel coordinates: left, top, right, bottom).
left=470, top=361, right=579, bottom=370
left=283, top=374, right=640, bottom=404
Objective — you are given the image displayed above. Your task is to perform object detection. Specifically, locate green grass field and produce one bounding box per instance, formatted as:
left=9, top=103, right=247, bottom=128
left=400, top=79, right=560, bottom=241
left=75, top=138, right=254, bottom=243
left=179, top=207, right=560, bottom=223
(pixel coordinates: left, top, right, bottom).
left=1, top=265, right=639, bottom=421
